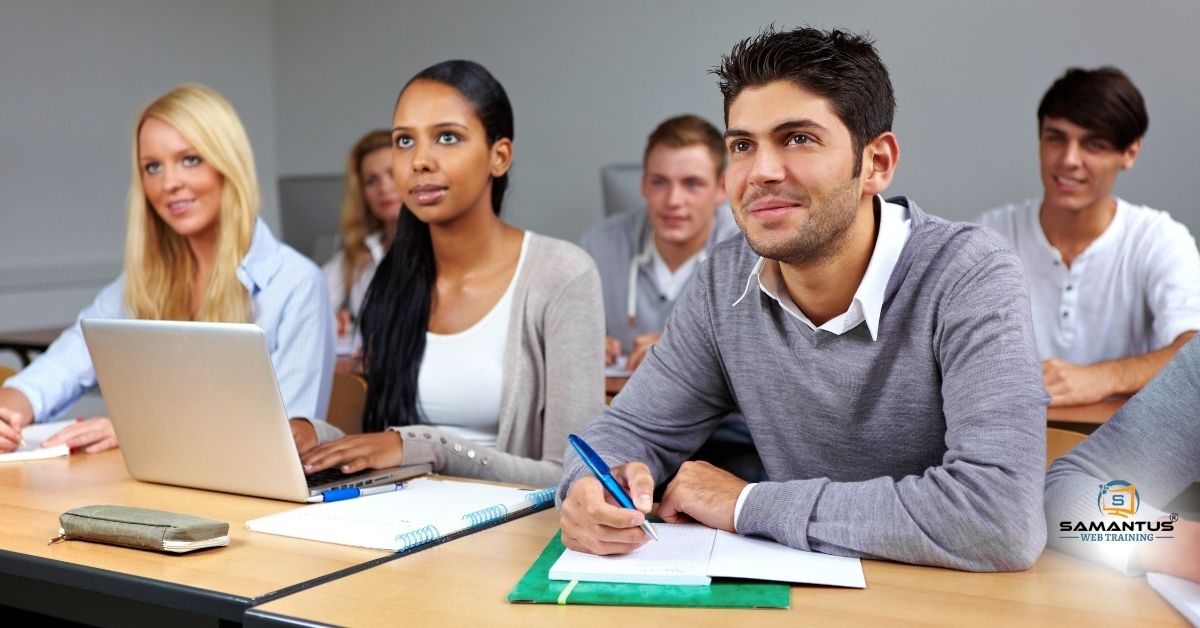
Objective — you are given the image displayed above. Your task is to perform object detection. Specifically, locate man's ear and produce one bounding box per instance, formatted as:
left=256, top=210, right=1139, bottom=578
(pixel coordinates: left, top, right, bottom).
left=860, top=131, right=899, bottom=197
left=1121, top=138, right=1142, bottom=171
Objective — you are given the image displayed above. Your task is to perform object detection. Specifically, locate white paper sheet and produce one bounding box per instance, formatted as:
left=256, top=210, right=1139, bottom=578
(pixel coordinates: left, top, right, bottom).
left=1148, top=572, right=1200, bottom=626
left=604, top=355, right=632, bottom=378
left=550, top=523, right=715, bottom=585
left=548, top=522, right=866, bottom=588
left=708, top=530, right=866, bottom=588
left=0, top=420, right=72, bottom=463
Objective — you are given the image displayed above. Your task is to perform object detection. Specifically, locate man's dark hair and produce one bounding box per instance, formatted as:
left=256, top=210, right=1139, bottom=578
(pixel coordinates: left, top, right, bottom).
left=712, top=26, right=895, bottom=173
left=1038, top=67, right=1147, bottom=151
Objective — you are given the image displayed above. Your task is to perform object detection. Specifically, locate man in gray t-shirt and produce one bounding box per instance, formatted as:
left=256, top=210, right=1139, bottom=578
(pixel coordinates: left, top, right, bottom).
left=558, top=26, right=1048, bottom=572
left=582, top=114, right=739, bottom=371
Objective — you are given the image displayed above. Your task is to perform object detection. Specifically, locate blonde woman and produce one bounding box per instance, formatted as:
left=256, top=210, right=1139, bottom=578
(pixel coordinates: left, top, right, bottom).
left=0, top=84, right=334, bottom=454
left=323, top=129, right=401, bottom=357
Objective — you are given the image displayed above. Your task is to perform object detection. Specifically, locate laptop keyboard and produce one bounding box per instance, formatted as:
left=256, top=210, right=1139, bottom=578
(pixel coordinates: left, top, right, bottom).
left=305, top=466, right=376, bottom=488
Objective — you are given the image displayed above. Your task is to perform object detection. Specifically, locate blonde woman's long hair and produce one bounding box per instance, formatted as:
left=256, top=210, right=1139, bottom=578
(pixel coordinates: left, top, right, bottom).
left=123, top=83, right=259, bottom=323
left=335, top=129, right=393, bottom=308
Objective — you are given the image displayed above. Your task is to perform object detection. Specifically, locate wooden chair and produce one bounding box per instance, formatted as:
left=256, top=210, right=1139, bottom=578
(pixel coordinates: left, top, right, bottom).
left=0, top=365, right=14, bottom=385
left=1046, top=427, right=1088, bottom=469
left=326, top=372, right=367, bottom=435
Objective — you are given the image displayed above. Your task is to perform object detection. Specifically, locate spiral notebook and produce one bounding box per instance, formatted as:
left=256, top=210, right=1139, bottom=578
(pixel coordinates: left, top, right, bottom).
left=245, top=477, right=554, bottom=552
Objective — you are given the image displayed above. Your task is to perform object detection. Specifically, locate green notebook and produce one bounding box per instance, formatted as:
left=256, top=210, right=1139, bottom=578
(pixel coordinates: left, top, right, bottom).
left=507, top=531, right=790, bottom=609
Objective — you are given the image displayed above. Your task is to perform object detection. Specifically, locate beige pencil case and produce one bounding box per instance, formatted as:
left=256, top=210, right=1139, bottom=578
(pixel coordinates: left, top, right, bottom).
left=50, top=505, right=230, bottom=553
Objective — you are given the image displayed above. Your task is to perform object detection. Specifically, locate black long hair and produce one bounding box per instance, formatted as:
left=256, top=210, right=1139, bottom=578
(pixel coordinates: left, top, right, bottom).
left=358, top=60, right=514, bottom=431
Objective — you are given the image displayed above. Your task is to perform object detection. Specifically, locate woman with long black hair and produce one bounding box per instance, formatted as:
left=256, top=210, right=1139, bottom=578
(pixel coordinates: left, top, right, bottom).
left=292, top=60, right=604, bottom=486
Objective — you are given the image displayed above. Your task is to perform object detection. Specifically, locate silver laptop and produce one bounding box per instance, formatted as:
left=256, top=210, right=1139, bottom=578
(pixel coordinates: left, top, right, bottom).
left=81, top=319, right=429, bottom=502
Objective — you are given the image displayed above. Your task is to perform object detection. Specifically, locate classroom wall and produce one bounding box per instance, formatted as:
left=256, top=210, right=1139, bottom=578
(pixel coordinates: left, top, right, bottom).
left=4, top=1, right=1199, bottom=333
left=271, top=0, right=1200, bottom=243
left=0, top=0, right=278, bottom=332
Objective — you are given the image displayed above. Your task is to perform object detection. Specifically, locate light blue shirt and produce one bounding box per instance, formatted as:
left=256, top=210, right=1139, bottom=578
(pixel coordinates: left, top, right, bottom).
left=5, top=219, right=335, bottom=423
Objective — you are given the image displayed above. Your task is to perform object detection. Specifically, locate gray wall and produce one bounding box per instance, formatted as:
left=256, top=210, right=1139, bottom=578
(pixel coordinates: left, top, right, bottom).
left=0, top=0, right=277, bottom=333
left=3, top=0, right=1199, bottom=335
left=272, top=0, right=1200, bottom=243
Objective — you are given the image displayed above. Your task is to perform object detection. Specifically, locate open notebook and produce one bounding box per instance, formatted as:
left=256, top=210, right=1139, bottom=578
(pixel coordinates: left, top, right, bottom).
left=0, top=420, right=71, bottom=463
left=246, top=477, right=554, bottom=552
left=549, top=522, right=866, bottom=588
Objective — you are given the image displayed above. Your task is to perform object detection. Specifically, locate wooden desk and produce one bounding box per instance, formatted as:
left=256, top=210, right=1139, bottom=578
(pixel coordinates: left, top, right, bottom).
left=0, top=326, right=64, bottom=366
left=244, top=509, right=1188, bottom=627
left=0, top=450, right=391, bottom=625
left=1048, top=397, right=1128, bottom=426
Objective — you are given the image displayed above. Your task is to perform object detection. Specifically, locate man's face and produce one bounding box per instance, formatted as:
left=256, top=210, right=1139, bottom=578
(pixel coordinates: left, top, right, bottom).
left=1039, top=116, right=1140, bottom=216
left=724, top=80, right=866, bottom=265
left=642, top=144, right=726, bottom=248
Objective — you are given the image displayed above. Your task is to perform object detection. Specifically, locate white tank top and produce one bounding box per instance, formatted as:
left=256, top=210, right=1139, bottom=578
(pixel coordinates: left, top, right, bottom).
left=416, top=233, right=528, bottom=447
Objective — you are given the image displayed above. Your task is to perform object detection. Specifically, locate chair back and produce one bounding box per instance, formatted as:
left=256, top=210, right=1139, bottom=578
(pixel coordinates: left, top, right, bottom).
left=326, top=372, right=367, bottom=435
left=1046, top=427, right=1088, bottom=469
left=0, top=365, right=14, bottom=385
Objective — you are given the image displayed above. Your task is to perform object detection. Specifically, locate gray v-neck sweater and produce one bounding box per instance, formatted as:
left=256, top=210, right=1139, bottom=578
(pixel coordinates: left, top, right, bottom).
left=560, top=197, right=1049, bottom=572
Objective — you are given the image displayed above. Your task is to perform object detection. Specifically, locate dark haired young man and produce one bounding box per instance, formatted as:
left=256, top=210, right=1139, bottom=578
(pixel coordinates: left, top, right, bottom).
left=557, top=27, right=1048, bottom=572
left=980, top=67, right=1200, bottom=407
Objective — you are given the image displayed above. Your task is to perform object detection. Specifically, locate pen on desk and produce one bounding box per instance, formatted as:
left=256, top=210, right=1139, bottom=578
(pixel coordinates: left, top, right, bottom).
left=315, top=482, right=404, bottom=503
left=567, top=434, right=660, bottom=542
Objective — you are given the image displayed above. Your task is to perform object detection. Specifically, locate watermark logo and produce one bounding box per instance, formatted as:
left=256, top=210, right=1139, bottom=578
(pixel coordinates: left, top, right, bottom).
left=1058, top=479, right=1175, bottom=543
left=1097, top=480, right=1139, bottom=519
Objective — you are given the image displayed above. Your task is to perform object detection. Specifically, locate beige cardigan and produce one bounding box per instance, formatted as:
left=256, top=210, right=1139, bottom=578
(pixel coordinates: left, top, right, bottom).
left=310, top=232, right=605, bottom=487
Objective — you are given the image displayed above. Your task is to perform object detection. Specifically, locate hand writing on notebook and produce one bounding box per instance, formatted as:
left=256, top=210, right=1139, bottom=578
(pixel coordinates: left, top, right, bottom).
left=42, top=417, right=118, bottom=454
left=560, top=461, right=655, bottom=555
left=300, top=431, right=404, bottom=475
left=0, top=388, right=35, bottom=452
left=562, top=460, right=747, bottom=556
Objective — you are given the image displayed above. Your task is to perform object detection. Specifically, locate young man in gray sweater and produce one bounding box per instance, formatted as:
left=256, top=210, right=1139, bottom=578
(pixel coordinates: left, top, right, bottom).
left=558, top=26, right=1049, bottom=572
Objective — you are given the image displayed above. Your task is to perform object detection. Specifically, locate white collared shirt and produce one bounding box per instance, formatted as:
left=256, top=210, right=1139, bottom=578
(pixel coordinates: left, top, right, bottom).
left=731, top=196, right=912, bottom=529
left=731, top=196, right=912, bottom=340
left=980, top=198, right=1200, bottom=363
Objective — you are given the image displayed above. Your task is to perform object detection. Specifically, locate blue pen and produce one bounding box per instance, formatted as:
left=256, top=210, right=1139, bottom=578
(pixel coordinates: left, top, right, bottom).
left=568, top=434, right=659, bottom=542
left=316, top=482, right=404, bottom=503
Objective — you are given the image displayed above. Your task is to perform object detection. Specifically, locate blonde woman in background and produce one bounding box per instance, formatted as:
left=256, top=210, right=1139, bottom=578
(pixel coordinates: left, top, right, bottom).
left=0, top=83, right=334, bottom=454
left=322, top=129, right=401, bottom=360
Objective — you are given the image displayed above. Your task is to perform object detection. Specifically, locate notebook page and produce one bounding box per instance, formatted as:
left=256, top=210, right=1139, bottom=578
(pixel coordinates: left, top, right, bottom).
left=549, top=523, right=715, bottom=586
left=0, top=420, right=71, bottom=463
left=246, top=477, right=546, bottom=550
left=707, top=530, right=866, bottom=588
left=1148, top=572, right=1200, bottom=626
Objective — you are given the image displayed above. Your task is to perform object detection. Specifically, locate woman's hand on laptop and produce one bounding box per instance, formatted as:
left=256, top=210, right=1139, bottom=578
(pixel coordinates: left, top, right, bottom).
left=42, top=417, right=118, bottom=454
left=301, top=432, right=404, bottom=475
left=289, top=418, right=318, bottom=455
